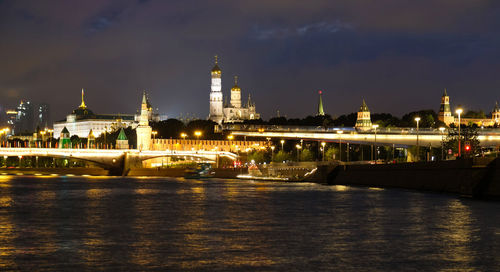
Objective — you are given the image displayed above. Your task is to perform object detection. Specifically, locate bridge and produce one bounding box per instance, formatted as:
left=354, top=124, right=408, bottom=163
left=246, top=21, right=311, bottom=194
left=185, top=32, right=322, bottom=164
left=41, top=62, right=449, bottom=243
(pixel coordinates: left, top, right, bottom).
left=0, top=148, right=238, bottom=175
left=225, top=125, right=500, bottom=147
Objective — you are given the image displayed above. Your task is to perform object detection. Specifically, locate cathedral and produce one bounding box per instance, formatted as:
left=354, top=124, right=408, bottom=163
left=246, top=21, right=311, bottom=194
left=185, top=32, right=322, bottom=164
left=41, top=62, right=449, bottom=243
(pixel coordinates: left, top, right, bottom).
left=208, top=56, right=260, bottom=124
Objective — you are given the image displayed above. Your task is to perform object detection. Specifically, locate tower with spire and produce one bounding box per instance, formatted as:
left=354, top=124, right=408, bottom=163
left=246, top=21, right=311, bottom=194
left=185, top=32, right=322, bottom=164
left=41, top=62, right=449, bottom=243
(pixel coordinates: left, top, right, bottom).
left=492, top=102, right=500, bottom=124
left=136, top=91, right=152, bottom=151
left=79, top=88, right=87, bottom=109
left=209, top=55, right=224, bottom=124
left=438, top=88, right=454, bottom=126
left=317, top=90, right=325, bottom=116
left=355, top=99, right=372, bottom=130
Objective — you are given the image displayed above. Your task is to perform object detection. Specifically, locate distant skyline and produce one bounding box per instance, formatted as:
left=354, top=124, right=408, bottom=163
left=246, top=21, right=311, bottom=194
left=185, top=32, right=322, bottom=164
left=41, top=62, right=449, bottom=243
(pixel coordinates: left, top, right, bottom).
left=2, top=1, right=500, bottom=122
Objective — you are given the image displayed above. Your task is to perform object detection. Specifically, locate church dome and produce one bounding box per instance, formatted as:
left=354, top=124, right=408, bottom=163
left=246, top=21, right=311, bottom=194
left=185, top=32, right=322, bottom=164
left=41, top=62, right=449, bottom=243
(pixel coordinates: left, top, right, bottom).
left=211, top=55, right=221, bottom=74
left=231, top=76, right=240, bottom=91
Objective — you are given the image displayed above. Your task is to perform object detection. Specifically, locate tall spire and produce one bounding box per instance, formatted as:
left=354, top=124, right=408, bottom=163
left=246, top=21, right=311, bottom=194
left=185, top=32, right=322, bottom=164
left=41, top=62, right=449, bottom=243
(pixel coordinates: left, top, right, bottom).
left=317, top=90, right=325, bottom=116
left=443, top=88, right=448, bottom=96
left=79, top=88, right=87, bottom=109
left=247, top=93, right=252, bottom=107
left=361, top=99, right=369, bottom=111
left=142, top=90, right=147, bottom=105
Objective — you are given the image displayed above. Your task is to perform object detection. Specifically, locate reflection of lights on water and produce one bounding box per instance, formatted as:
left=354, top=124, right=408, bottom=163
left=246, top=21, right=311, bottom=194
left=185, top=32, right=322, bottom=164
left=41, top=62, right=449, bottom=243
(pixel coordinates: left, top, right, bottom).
left=368, top=187, right=384, bottom=191
left=331, top=185, right=349, bottom=191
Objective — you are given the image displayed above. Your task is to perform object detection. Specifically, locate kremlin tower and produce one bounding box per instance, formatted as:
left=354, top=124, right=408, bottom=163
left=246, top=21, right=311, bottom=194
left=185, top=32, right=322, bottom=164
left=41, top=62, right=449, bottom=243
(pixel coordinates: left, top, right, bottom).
left=136, top=91, right=152, bottom=151
left=355, top=99, right=372, bottom=130
left=317, top=90, right=325, bottom=116
left=438, top=88, right=454, bottom=126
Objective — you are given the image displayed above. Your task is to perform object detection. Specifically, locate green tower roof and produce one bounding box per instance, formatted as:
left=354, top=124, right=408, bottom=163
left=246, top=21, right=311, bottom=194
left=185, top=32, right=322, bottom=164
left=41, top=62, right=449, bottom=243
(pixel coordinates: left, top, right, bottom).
left=317, top=90, right=325, bottom=116
left=61, top=126, right=69, bottom=134
left=117, top=128, right=128, bottom=140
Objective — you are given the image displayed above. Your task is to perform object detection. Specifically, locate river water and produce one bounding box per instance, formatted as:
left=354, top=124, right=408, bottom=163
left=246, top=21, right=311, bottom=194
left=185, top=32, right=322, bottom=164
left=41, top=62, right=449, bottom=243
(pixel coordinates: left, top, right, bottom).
left=0, top=175, right=498, bottom=271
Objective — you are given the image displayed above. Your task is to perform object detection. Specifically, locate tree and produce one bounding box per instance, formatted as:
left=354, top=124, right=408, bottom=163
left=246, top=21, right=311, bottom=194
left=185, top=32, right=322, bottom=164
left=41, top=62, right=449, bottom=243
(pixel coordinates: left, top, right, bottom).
left=401, top=110, right=437, bottom=127
left=332, top=113, right=357, bottom=127
left=247, top=151, right=266, bottom=163
left=273, top=150, right=292, bottom=162
left=443, top=126, right=480, bottom=158
left=186, top=119, right=221, bottom=140
left=325, top=147, right=339, bottom=161
left=299, top=149, right=314, bottom=161
left=151, top=119, right=185, bottom=139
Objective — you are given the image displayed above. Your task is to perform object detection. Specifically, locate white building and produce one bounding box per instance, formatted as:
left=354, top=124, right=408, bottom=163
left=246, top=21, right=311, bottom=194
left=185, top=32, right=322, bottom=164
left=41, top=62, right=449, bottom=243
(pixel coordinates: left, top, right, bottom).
left=53, top=89, right=136, bottom=138
left=208, top=56, right=260, bottom=124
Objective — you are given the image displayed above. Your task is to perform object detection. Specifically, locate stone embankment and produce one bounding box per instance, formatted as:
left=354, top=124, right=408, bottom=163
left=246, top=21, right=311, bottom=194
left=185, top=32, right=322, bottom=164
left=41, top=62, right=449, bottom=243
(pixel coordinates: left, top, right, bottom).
left=321, top=158, right=500, bottom=199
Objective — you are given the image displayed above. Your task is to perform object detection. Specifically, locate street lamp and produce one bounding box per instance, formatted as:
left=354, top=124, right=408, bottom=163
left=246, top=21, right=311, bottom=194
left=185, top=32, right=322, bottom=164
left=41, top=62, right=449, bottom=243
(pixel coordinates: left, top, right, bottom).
left=372, top=124, right=379, bottom=161
left=337, top=130, right=343, bottom=161
left=414, top=117, right=421, bottom=162
left=181, top=132, right=187, bottom=140
left=227, top=135, right=234, bottom=140
left=194, top=131, right=202, bottom=150
left=439, top=127, right=446, bottom=160
left=40, top=131, right=46, bottom=148
left=47, top=129, right=53, bottom=148
left=296, top=144, right=302, bottom=161
left=280, top=139, right=285, bottom=150
left=152, top=131, right=158, bottom=141
left=456, top=108, right=463, bottom=157
left=321, top=142, right=326, bottom=161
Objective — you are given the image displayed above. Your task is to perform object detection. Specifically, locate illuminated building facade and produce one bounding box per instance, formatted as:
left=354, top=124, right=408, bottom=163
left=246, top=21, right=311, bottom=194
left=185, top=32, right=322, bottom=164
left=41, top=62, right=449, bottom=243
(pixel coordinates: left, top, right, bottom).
left=355, top=99, right=372, bottom=130
left=53, top=89, right=136, bottom=138
left=438, top=90, right=500, bottom=127
left=209, top=56, right=260, bottom=124
left=136, top=92, right=152, bottom=150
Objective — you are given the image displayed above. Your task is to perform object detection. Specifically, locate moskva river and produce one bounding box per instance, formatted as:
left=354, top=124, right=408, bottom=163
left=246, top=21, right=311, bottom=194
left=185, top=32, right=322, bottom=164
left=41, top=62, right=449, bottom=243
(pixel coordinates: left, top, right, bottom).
left=0, top=175, right=499, bottom=271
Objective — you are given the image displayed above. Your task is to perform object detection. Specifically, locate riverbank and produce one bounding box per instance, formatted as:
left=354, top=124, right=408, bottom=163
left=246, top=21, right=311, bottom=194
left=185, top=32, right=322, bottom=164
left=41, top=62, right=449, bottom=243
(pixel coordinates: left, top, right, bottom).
left=325, top=158, right=500, bottom=199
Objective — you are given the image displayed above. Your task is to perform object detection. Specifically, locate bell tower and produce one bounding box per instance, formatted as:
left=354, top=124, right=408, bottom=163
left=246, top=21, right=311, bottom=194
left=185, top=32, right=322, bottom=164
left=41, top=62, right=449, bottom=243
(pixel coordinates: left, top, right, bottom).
left=209, top=55, right=224, bottom=124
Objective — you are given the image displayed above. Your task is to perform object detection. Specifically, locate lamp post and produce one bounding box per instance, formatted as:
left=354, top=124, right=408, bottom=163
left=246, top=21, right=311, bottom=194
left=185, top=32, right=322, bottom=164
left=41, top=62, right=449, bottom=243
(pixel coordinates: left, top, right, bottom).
left=456, top=108, right=463, bottom=158
left=40, top=131, right=46, bottom=148
left=414, top=117, right=421, bottom=162
left=439, top=127, right=446, bottom=160
left=194, top=131, right=202, bottom=150
left=372, top=124, right=379, bottom=162
left=296, top=144, right=301, bottom=162
left=321, top=142, right=326, bottom=161
left=47, top=129, right=53, bottom=148
left=152, top=131, right=158, bottom=141
left=337, top=130, right=343, bottom=161
left=280, top=139, right=285, bottom=151
left=104, top=126, right=107, bottom=149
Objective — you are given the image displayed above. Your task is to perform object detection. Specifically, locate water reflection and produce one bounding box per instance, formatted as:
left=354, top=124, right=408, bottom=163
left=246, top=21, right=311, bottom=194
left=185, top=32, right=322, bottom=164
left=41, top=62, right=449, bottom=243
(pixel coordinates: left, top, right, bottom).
left=0, top=176, right=498, bottom=271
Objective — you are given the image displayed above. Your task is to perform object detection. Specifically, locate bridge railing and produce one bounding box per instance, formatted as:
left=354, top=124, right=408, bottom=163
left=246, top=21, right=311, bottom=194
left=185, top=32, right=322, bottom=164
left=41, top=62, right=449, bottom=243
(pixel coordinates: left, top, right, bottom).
left=223, top=124, right=500, bottom=135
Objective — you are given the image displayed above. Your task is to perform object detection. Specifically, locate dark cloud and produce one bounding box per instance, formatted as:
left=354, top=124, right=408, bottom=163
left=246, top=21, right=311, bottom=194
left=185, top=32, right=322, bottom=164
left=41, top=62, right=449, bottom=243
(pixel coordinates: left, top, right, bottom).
left=1, top=0, right=500, bottom=123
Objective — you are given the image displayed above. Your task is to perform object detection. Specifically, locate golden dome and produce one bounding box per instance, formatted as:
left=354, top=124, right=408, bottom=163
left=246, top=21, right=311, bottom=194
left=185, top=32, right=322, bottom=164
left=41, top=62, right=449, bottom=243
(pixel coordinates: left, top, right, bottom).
left=231, top=76, right=240, bottom=91
left=211, top=55, right=221, bottom=74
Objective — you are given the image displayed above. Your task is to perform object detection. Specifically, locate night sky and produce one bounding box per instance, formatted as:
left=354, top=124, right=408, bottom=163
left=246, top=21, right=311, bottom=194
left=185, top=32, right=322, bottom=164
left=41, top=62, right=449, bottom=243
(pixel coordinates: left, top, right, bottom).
left=2, top=0, right=500, bottom=122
